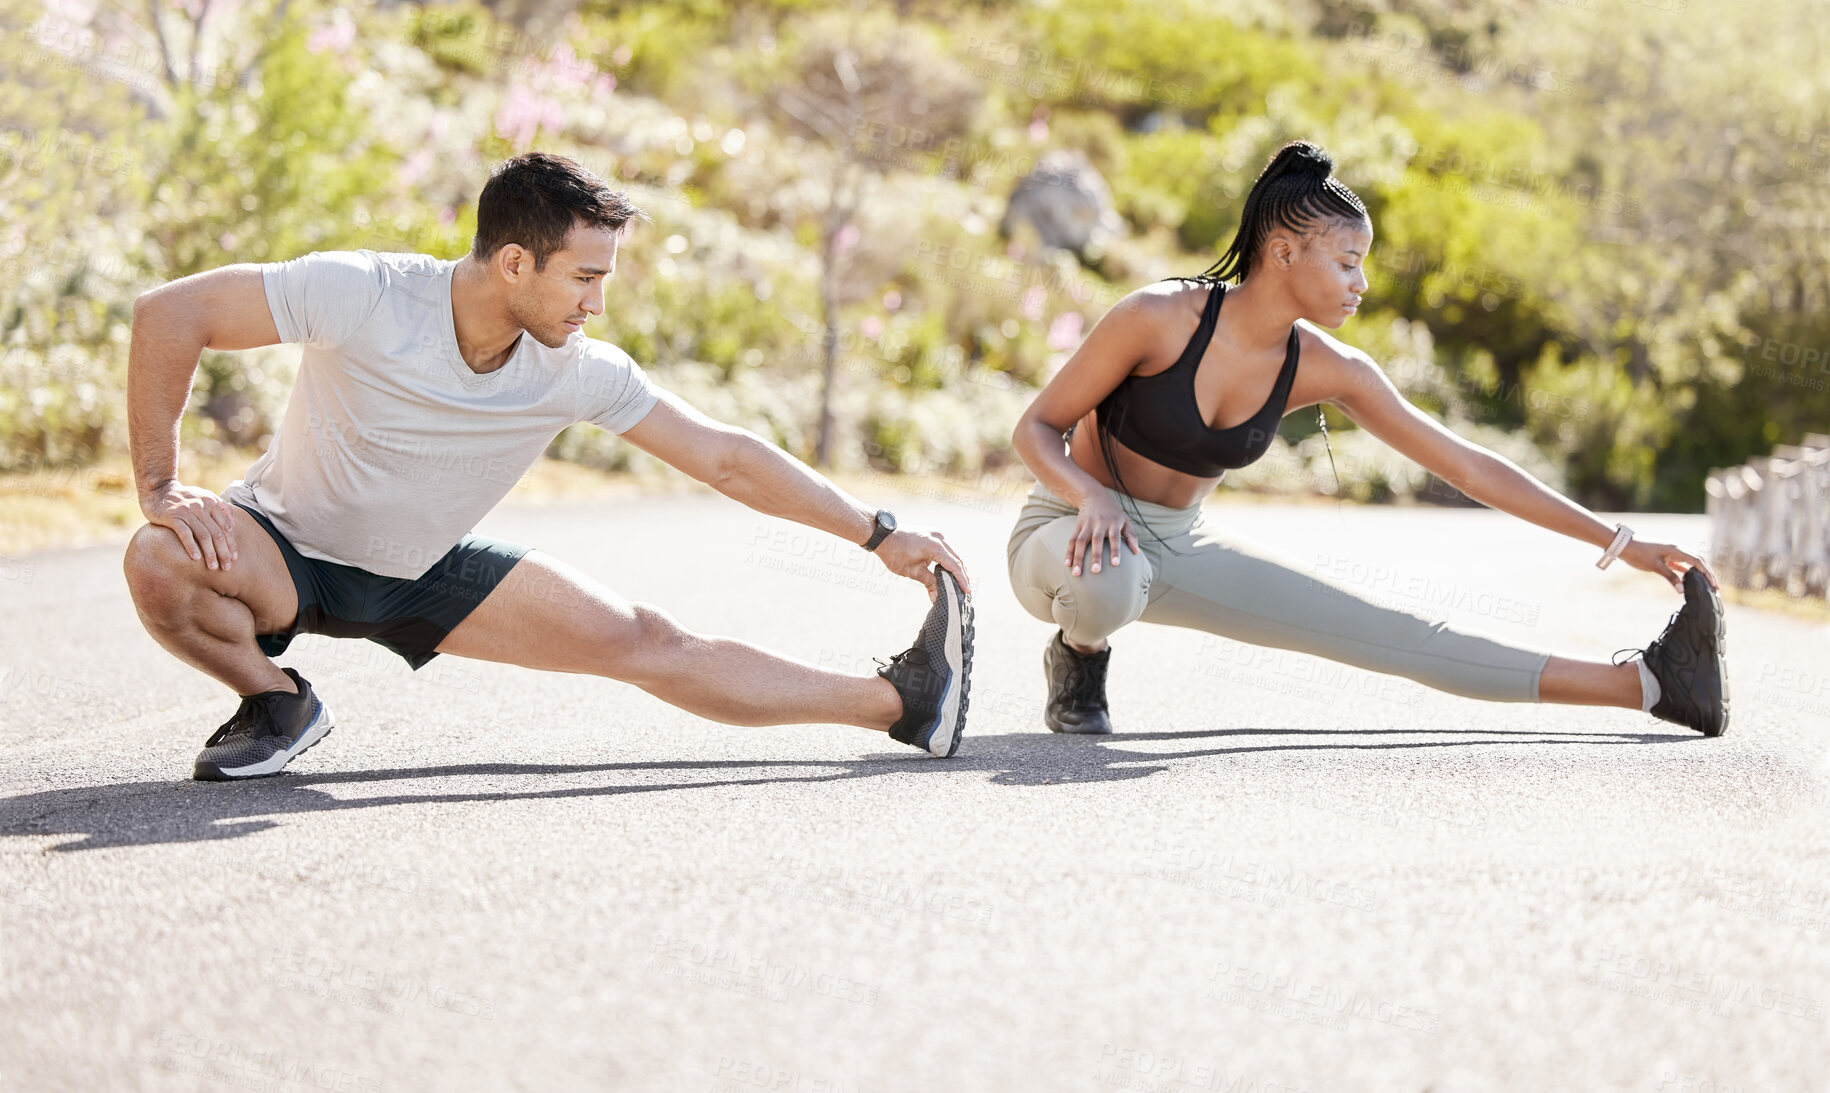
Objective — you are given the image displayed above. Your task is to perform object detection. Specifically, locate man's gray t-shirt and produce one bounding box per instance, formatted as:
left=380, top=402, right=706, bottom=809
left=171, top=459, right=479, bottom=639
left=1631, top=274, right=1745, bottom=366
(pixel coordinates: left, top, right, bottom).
left=222, top=250, right=658, bottom=579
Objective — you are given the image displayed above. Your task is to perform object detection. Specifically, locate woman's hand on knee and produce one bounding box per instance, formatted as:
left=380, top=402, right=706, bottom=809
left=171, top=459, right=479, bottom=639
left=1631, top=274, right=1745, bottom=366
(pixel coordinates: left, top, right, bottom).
left=1067, top=495, right=1141, bottom=576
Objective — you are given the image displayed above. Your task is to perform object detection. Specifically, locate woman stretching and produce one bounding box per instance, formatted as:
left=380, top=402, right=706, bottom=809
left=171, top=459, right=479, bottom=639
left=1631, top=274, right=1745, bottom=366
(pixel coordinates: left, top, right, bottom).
left=1007, top=141, right=1728, bottom=737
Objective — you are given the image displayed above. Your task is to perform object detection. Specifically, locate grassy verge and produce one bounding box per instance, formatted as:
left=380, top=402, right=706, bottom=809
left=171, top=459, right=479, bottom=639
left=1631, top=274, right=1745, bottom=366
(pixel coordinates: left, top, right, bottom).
left=1721, top=584, right=1830, bottom=623
left=0, top=450, right=673, bottom=557
left=0, top=451, right=223, bottom=557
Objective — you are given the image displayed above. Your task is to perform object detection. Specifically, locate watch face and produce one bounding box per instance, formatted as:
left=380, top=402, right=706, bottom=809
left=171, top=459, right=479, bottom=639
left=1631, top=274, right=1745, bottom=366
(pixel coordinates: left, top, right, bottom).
left=879, top=511, right=897, bottom=532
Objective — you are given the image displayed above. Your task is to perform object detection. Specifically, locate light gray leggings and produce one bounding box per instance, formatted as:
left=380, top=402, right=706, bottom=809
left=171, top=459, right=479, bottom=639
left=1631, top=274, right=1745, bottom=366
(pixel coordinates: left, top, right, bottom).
left=1006, top=485, right=1549, bottom=702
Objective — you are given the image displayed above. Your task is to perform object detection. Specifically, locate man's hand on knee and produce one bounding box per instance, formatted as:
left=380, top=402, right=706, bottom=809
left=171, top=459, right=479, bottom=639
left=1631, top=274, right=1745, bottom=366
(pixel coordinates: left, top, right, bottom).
left=140, top=482, right=239, bottom=571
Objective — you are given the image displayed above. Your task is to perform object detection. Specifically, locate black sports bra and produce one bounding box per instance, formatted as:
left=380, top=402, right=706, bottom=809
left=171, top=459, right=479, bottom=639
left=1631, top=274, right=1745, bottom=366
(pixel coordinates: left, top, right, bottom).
left=1094, top=281, right=1300, bottom=478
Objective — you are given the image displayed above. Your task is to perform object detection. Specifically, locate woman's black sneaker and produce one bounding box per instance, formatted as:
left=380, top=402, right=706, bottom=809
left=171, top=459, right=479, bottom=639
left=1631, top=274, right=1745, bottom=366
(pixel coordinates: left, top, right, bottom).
left=876, top=565, right=973, bottom=757
left=193, top=668, right=335, bottom=780
left=1043, top=631, right=1113, bottom=734
left=1622, top=568, right=1729, bottom=737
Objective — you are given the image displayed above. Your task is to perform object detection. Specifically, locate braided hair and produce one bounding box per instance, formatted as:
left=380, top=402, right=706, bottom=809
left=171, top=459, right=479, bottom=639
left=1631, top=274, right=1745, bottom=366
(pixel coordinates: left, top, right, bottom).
left=1201, top=140, right=1369, bottom=284
left=1092, top=141, right=1366, bottom=547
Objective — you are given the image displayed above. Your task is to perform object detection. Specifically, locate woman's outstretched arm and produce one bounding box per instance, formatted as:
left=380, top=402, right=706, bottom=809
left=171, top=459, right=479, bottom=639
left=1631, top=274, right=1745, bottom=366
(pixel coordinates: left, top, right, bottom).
left=1316, top=339, right=1716, bottom=593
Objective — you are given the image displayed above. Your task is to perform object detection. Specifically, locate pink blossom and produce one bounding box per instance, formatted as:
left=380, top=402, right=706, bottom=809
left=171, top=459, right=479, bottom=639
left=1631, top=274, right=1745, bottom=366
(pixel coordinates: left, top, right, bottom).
left=43, top=0, right=95, bottom=23
left=306, top=15, right=356, bottom=55
left=1029, top=106, right=1050, bottom=144
left=495, top=84, right=566, bottom=151
left=861, top=316, right=884, bottom=340
left=536, top=43, right=595, bottom=94
left=1021, top=285, right=1046, bottom=321
left=882, top=290, right=901, bottom=311
left=493, top=42, right=615, bottom=151
left=399, top=147, right=434, bottom=188
left=1047, top=311, right=1085, bottom=351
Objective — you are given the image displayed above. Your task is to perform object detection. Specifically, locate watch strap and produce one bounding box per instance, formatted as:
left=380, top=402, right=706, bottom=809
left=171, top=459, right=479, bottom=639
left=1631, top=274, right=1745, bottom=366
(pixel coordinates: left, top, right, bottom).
left=1596, top=523, right=1634, bottom=570
left=862, top=510, right=895, bottom=552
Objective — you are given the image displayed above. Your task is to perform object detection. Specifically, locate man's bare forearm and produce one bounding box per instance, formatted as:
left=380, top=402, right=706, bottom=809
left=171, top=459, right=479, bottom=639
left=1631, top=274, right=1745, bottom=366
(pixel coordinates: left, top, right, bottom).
left=127, top=291, right=205, bottom=501
left=717, top=432, right=875, bottom=546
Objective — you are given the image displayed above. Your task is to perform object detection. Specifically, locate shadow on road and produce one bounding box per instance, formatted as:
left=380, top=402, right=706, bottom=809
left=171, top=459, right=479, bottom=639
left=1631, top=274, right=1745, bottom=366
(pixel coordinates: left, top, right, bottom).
left=0, top=726, right=1686, bottom=852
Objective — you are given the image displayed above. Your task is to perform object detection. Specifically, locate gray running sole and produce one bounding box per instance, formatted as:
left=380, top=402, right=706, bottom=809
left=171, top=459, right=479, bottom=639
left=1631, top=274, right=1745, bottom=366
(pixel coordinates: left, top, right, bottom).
left=194, top=703, right=335, bottom=781
left=928, top=568, right=972, bottom=758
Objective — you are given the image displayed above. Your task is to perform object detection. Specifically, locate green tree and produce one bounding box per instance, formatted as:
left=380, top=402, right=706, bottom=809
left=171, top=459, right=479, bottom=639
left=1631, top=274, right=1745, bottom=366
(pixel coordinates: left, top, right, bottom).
left=758, top=8, right=981, bottom=465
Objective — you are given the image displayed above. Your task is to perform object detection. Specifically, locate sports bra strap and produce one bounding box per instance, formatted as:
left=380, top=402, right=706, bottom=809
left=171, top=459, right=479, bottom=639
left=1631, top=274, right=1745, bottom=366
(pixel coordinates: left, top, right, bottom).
left=1174, top=282, right=1225, bottom=372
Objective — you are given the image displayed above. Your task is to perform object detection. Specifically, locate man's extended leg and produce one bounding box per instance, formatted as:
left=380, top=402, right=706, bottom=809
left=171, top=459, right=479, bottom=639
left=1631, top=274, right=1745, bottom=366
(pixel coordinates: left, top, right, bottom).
left=123, top=509, right=300, bottom=695
left=436, top=550, right=906, bottom=730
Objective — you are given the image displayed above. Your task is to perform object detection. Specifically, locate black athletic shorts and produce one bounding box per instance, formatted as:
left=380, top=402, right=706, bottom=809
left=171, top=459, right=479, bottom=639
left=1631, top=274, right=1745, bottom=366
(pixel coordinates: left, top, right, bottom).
left=234, top=502, right=530, bottom=670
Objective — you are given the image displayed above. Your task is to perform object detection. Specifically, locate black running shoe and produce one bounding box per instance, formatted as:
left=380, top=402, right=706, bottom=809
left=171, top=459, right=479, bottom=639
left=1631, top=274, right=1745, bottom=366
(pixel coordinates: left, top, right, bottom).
left=193, top=668, right=335, bottom=780
left=1044, top=631, right=1113, bottom=735
left=877, top=565, right=973, bottom=757
left=1618, top=568, right=1729, bottom=737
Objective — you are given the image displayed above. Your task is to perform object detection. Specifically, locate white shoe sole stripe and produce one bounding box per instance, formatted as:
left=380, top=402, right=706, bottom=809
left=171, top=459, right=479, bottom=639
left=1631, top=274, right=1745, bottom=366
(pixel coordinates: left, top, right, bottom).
left=931, top=572, right=966, bottom=757
left=217, top=704, right=335, bottom=778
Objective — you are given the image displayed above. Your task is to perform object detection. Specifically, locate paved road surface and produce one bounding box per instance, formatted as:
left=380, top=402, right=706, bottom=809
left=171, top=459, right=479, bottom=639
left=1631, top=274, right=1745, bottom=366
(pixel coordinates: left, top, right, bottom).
left=3, top=485, right=1827, bottom=1091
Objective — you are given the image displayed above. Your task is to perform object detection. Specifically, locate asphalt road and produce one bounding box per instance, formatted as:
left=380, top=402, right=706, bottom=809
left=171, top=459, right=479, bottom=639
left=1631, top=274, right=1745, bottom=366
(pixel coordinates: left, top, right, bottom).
left=3, top=483, right=1827, bottom=1092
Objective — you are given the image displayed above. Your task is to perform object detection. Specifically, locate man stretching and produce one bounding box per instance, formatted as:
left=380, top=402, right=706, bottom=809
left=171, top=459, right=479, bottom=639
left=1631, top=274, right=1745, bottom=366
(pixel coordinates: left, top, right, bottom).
left=124, top=152, right=973, bottom=780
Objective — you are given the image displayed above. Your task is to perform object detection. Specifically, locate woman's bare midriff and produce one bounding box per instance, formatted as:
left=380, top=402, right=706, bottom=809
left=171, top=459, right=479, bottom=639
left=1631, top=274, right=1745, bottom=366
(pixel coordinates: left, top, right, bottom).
left=1068, top=414, right=1222, bottom=510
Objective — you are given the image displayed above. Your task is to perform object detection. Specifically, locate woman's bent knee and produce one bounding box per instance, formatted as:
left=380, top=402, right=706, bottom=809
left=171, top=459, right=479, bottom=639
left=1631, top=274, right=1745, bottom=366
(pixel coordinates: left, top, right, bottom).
left=1057, top=567, right=1150, bottom=646
left=1009, top=516, right=1151, bottom=643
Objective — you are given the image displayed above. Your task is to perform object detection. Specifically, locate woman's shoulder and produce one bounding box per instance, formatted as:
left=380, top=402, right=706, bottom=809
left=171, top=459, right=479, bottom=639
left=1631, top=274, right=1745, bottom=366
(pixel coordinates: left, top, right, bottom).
left=1294, top=319, right=1376, bottom=370
left=1111, top=277, right=1213, bottom=325
left=1292, top=321, right=1392, bottom=407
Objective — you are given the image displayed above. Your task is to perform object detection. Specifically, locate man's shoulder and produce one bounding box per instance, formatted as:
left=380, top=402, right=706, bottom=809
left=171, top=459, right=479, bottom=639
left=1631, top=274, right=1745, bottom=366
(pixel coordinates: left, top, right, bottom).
left=363, top=249, right=450, bottom=277
left=359, top=250, right=455, bottom=297
left=285, top=249, right=448, bottom=289
left=571, top=334, right=640, bottom=371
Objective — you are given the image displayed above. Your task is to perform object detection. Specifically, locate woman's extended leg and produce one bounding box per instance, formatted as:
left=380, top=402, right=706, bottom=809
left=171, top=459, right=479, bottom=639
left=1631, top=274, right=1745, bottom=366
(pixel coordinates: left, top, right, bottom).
left=1140, top=519, right=1641, bottom=708
left=1539, top=659, right=1640, bottom=708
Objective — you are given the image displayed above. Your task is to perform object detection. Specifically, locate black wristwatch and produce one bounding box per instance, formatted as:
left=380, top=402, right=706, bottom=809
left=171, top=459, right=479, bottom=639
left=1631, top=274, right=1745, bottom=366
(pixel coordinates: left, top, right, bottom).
left=861, top=509, right=897, bottom=552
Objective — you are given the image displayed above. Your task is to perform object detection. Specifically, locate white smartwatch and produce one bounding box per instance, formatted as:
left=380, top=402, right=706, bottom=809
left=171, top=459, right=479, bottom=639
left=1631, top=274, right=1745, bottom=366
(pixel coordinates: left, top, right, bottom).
left=1596, top=523, right=1633, bottom=570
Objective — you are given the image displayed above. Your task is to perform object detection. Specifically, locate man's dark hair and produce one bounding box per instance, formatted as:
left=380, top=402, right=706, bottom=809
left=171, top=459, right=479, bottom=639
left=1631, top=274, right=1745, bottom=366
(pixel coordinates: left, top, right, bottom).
left=471, top=152, right=647, bottom=270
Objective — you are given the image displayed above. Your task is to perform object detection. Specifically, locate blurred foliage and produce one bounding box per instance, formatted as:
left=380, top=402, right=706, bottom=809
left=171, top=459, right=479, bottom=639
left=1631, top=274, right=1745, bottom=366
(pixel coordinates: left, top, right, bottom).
left=2, top=0, right=1825, bottom=510
left=1, top=0, right=146, bottom=469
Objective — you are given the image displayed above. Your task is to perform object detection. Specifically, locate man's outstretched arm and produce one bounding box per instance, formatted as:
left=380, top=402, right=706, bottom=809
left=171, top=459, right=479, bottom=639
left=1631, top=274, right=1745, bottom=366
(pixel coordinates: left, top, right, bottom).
left=620, top=391, right=972, bottom=596
left=128, top=266, right=281, bottom=570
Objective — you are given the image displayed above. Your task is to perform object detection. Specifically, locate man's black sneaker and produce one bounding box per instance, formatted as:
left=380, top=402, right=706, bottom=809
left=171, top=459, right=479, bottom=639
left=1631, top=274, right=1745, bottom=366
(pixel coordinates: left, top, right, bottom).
left=1620, top=568, right=1729, bottom=737
left=877, top=565, right=973, bottom=757
left=1044, top=631, right=1113, bottom=735
left=193, top=668, right=335, bottom=780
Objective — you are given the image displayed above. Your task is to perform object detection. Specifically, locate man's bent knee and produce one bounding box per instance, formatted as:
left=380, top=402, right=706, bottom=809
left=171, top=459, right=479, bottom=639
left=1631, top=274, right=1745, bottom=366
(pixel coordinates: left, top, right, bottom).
left=124, top=524, right=202, bottom=610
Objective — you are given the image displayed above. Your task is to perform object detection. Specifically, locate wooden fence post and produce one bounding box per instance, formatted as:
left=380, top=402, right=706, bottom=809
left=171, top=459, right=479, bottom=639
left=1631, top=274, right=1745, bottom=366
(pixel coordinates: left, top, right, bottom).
left=1708, top=434, right=1830, bottom=600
